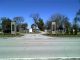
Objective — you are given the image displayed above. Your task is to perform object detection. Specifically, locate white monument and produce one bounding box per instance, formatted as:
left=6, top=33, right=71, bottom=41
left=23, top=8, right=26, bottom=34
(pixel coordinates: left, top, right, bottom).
left=52, top=22, right=56, bottom=34
left=11, top=21, right=16, bottom=35
left=29, top=28, right=32, bottom=33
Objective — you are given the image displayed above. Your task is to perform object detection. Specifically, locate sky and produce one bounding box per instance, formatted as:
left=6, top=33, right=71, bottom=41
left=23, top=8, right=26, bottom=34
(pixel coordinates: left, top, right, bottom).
left=0, top=0, right=80, bottom=28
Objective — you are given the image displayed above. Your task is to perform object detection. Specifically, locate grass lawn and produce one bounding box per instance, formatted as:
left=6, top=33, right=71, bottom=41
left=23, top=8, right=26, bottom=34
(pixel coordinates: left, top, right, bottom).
left=0, top=32, right=24, bottom=37
left=43, top=34, right=80, bottom=37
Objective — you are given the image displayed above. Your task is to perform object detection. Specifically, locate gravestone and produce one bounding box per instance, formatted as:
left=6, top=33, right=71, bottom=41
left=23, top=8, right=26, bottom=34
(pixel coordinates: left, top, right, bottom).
left=52, top=22, right=56, bottom=34
left=11, top=21, right=16, bottom=35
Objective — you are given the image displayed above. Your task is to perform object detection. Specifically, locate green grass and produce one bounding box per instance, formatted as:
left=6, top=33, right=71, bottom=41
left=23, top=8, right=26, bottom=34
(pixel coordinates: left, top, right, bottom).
left=43, top=34, right=80, bottom=37
left=0, top=32, right=24, bottom=37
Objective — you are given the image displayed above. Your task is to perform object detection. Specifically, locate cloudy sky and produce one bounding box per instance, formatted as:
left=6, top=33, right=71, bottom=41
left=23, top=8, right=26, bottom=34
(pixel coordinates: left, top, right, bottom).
left=0, top=0, right=80, bottom=28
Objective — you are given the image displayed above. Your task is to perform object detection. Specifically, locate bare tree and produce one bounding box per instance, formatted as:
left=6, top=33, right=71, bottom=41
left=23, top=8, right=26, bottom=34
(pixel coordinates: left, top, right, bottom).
left=45, top=13, right=71, bottom=34
left=13, top=16, right=24, bottom=24
left=30, top=13, right=45, bottom=31
left=30, top=13, right=39, bottom=25
left=13, top=16, right=24, bottom=32
left=73, top=9, right=80, bottom=35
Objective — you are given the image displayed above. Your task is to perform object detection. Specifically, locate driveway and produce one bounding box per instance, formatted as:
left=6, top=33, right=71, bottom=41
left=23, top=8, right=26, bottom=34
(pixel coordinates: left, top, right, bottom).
left=0, top=34, right=80, bottom=59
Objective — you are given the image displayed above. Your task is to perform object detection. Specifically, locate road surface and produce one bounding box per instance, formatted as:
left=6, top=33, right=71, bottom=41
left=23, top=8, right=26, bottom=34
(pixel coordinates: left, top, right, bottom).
left=0, top=34, right=80, bottom=59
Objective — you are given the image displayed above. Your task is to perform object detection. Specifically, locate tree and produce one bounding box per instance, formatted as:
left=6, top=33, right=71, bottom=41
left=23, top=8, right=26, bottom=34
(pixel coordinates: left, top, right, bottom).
left=37, top=18, right=44, bottom=31
left=30, top=13, right=45, bottom=31
left=30, top=13, right=39, bottom=25
left=46, top=14, right=71, bottom=34
left=1, top=17, right=11, bottom=33
left=31, top=24, right=36, bottom=29
left=49, top=14, right=67, bottom=30
left=13, top=16, right=24, bottom=24
left=21, top=23, right=28, bottom=30
left=13, top=16, right=24, bottom=32
left=31, top=24, right=36, bottom=32
left=73, top=17, right=79, bottom=35
left=45, top=20, right=52, bottom=30
left=73, top=9, right=80, bottom=35
left=63, top=17, right=71, bottom=34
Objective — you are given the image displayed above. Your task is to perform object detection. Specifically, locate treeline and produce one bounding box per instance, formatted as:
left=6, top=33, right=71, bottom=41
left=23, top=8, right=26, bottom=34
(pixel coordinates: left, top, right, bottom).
left=30, top=9, right=80, bottom=35
left=0, top=17, right=28, bottom=33
left=45, top=9, right=80, bottom=35
left=0, top=9, right=80, bottom=35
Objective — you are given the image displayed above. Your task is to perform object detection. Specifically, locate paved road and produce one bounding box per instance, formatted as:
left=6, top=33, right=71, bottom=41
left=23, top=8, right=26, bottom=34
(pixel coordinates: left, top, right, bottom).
left=0, top=34, right=80, bottom=59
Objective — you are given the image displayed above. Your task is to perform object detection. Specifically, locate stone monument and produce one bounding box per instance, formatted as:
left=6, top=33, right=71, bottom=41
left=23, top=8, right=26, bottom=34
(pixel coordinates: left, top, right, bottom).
left=11, top=21, right=16, bottom=35
left=29, top=28, right=32, bottom=33
left=52, top=22, right=56, bottom=34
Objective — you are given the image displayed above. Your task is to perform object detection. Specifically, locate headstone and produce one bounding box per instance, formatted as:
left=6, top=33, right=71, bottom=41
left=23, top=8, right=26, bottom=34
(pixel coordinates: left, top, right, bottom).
left=52, top=22, right=56, bottom=34
left=11, top=21, right=16, bottom=35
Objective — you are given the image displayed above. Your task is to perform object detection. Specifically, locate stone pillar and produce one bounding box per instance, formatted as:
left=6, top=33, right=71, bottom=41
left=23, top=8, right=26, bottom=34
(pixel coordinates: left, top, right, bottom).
left=52, top=22, right=56, bottom=34
left=11, top=21, right=16, bottom=35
